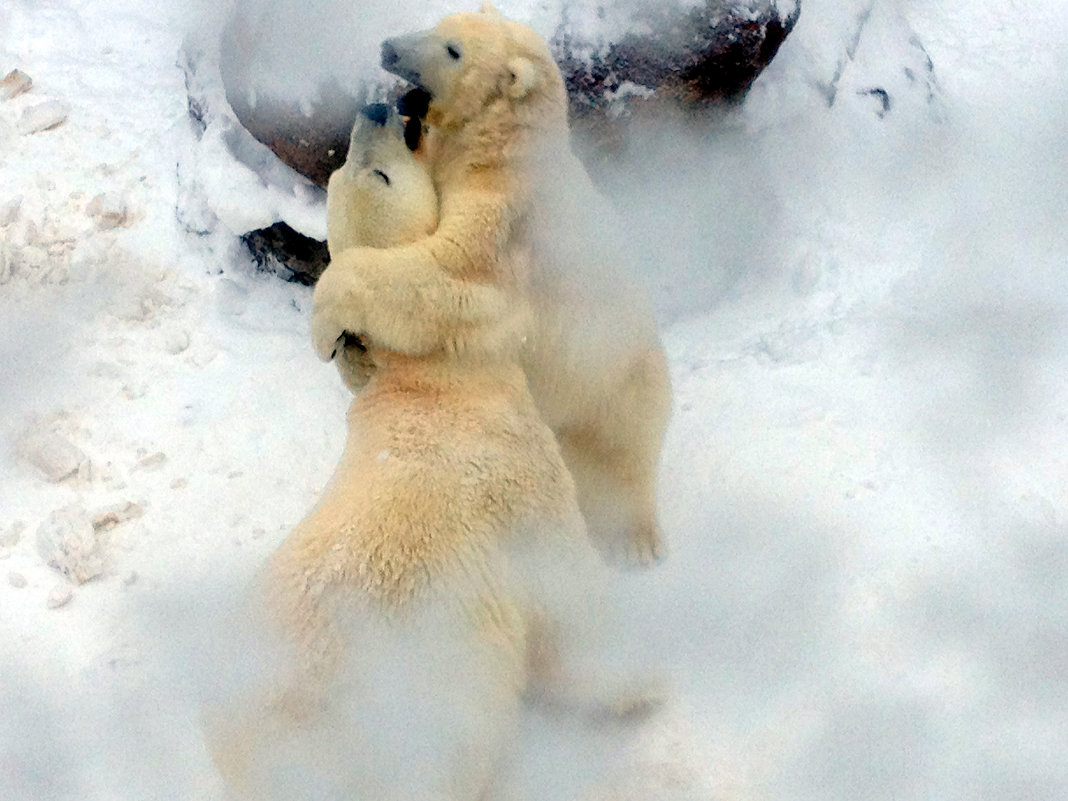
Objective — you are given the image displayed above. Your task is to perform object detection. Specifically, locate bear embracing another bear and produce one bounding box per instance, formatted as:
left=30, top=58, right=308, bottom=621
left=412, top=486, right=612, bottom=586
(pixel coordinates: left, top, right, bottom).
left=313, top=2, right=672, bottom=568
left=206, top=102, right=661, bottom=801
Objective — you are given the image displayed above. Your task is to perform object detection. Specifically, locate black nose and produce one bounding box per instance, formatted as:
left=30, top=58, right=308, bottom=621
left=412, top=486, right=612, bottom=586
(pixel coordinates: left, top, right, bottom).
left=360, top=103, right=390, bottom=126
left=381, top=40, right=399, bottom=68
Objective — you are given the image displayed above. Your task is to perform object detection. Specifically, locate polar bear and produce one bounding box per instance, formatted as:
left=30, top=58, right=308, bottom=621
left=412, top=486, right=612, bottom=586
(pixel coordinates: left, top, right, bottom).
left=207, top=106, right=658, bottom=801
left=312, top=4, right=672, bottom=568
left=325, top=101, right=437, bottom=392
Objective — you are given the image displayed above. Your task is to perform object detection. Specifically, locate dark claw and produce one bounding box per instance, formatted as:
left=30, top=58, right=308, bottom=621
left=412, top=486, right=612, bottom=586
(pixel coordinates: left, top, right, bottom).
left=342, top=332, right=367, bottom=352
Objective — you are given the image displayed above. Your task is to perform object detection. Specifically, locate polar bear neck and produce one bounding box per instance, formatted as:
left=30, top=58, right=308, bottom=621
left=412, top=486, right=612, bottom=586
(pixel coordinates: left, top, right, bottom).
left=353, top=351, right=533, bottom=413
left=425, top=90, right=567, bottom=175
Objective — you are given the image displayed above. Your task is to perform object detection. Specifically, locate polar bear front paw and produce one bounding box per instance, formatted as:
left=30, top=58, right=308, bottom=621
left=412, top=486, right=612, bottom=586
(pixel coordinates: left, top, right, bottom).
left=311, top=267, right=364, bottom=362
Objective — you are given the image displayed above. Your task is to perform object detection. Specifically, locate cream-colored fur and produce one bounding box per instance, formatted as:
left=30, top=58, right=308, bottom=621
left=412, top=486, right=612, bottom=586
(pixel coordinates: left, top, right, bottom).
left=209, top=108, right=658, bottom=801
left=312, top=4, right=672, bottom=567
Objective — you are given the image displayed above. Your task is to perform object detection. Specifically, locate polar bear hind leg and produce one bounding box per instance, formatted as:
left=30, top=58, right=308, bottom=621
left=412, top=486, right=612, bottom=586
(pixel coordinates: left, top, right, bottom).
left=558, top=346, right=672, bottom=568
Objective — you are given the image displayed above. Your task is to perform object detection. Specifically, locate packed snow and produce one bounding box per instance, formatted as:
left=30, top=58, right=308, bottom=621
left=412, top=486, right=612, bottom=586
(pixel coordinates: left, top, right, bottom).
left=1, top=1, right=1066, bottom=800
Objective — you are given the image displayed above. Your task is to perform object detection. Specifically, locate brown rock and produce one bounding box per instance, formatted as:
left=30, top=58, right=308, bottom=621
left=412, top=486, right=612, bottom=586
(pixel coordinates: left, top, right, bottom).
left=1, top=69, right=32, bottom=100
left=86, top=193, right=130, bottom=229
left=91, top=501, right=145, bottom=532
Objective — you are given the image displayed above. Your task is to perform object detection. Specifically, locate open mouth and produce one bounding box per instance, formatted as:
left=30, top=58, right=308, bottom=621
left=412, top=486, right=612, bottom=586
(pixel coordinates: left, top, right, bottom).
left=398, top=88, right=431, bottom=152
left=397, top=87, right=431, bottom=119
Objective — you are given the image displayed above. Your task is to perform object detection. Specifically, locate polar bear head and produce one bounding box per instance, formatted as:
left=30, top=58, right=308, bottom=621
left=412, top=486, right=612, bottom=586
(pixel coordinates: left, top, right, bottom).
left=327, top=103, right=438, bottom=253
left=380, top=3, right=566, bottom=130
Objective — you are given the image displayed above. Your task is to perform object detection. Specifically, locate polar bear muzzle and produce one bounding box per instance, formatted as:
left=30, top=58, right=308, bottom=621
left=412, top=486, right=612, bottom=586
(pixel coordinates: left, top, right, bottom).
left=381, top=33, right=432, bottom=90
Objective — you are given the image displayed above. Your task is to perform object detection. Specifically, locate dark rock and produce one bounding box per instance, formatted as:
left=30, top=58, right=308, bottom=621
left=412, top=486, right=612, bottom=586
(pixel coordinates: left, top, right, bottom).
left=557, top=2, right=800, bottom=112
left=221, top=1, right=801, bottom=188
left=243, top=222, right=330, bottom=285
left=208, top=2, right=801, bottom=286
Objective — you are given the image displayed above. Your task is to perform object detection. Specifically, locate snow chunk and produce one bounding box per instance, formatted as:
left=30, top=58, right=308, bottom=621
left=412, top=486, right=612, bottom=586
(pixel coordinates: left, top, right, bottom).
left=0, top=196, right=21, bottom=227
left=0, top=521, right=25, bottom=548
left=36, top=505, right=106, bottom=584
left=17, top=100, right=70, bottom=134
left=163, top=329, right=191, bottom=354
left=133, top=451, right=167, bottom=472
left=46, top=583, right=74, bottom=609
left=17, top=430, right=89, bottom=483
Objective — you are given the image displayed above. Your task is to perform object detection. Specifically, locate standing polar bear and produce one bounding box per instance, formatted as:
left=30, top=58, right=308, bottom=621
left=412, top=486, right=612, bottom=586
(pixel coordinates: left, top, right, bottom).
left=207, top=106, right=658, bottom=801
left=312, top=3, right=672, bottom=567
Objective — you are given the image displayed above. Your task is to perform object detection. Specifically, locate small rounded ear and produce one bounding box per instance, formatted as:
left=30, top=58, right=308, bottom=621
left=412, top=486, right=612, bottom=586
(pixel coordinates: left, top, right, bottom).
left=480, top=2, right=502, bottom=16
left=507, top=57, right=537, bottom=99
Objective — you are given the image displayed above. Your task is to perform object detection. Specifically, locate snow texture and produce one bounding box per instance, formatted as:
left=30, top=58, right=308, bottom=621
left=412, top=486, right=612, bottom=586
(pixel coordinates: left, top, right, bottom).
left=1, top=1, right=1067, bottom=800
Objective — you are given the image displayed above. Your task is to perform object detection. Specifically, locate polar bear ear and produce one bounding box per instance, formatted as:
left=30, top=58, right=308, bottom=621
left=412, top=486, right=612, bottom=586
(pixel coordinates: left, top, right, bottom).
left=480, top=2, right=502, bottom=16
left=506, top=57, right=538, bottom=99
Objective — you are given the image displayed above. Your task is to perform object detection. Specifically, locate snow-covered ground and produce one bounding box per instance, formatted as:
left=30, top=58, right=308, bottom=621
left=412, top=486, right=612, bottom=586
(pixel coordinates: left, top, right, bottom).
left=2, top=1, right=1066, bottom=799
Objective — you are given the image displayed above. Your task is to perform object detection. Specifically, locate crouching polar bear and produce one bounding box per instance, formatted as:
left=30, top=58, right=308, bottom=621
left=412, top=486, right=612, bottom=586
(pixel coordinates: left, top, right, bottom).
left=205, top=106, right=660, bottom=801
left=313, top=3, right=672, bottom=568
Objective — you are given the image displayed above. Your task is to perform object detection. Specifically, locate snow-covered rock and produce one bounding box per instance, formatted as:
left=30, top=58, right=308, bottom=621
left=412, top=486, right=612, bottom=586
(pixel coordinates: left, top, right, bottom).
left=175, top=46, right=328, bottom=242
left=745, top=0, right=944, bottom=126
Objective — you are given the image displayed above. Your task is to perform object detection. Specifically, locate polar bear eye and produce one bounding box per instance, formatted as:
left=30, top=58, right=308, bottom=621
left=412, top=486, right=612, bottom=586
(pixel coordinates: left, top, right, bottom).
left=372, top=169, right=391, bottom=186
left=446, top=42, right=462, bottom=60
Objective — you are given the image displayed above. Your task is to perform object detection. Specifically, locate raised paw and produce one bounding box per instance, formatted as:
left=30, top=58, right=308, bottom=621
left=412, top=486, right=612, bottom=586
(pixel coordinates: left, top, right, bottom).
left=311, top=268, right=362, bottom=362
left=336, top=334, right=376, bottom=393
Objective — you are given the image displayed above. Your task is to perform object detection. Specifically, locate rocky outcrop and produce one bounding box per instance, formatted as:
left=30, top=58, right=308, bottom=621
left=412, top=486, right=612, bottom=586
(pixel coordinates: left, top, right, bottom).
left=221, top=1, right=801, bottom=187
left=179, top=2, right=801, bottom=284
